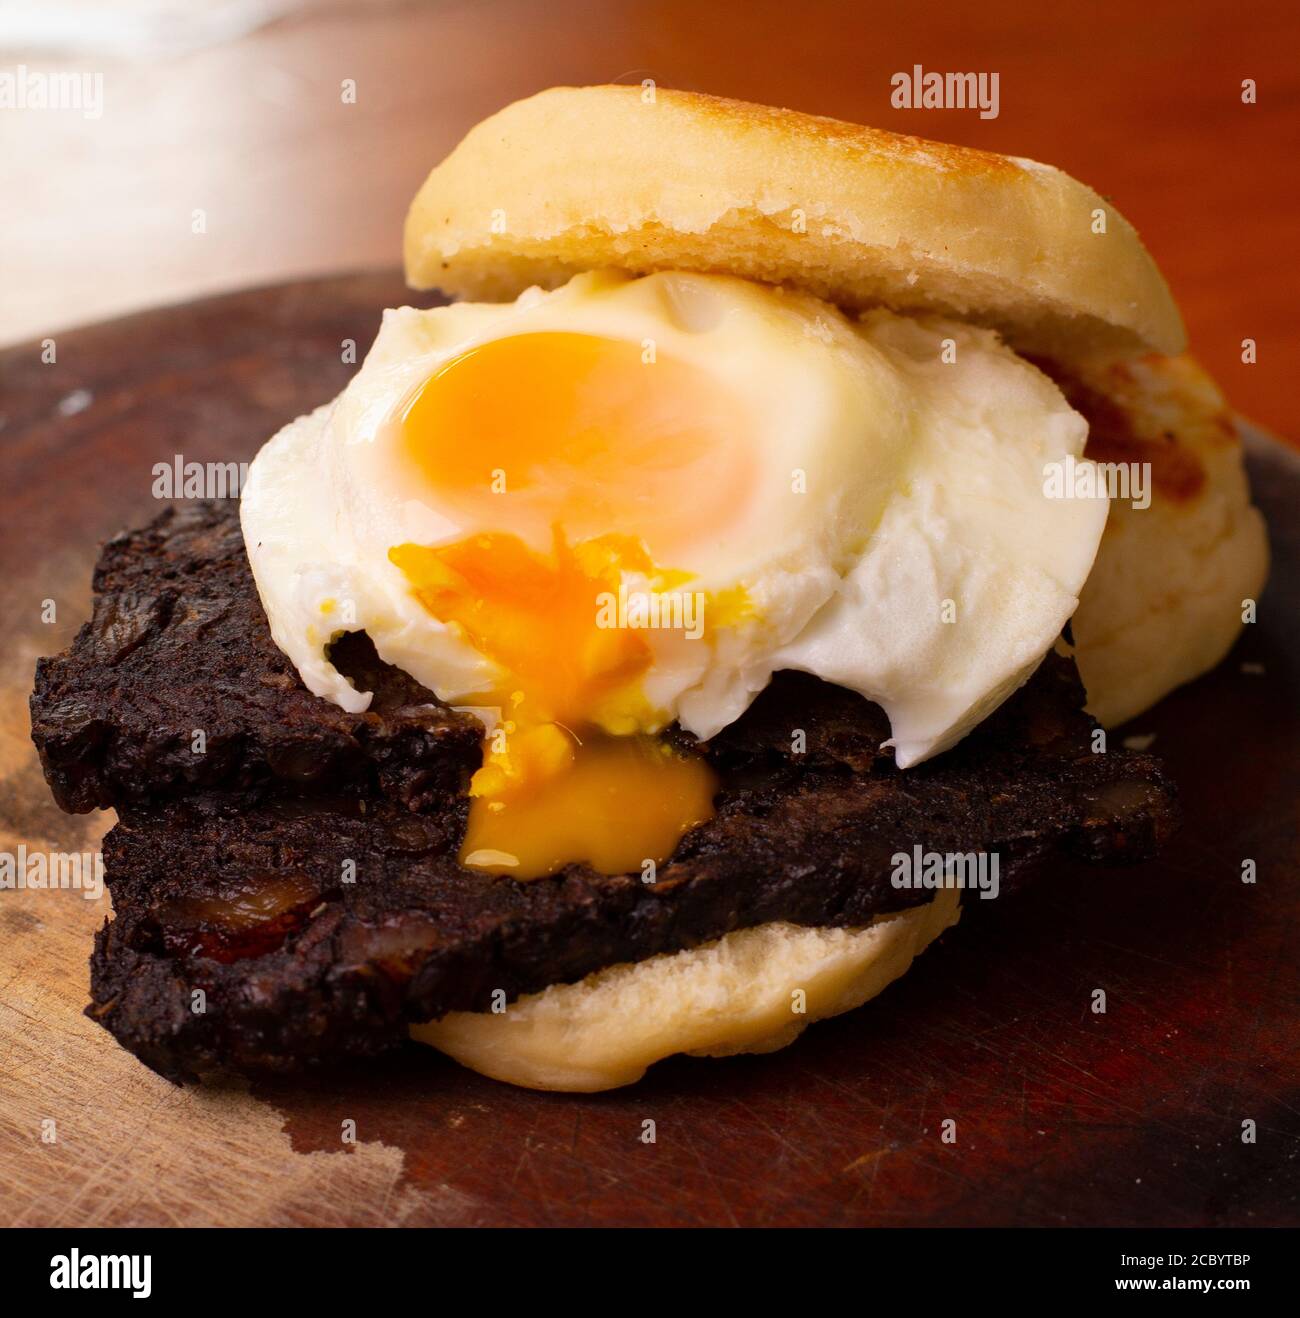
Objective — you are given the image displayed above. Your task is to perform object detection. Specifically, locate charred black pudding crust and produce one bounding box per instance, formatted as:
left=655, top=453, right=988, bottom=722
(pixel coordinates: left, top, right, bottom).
left=31, top=503, right=1177, bottom=1079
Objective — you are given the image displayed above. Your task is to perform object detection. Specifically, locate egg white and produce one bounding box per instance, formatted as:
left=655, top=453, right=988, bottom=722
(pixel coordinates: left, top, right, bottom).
left=240, top=270, right=1106, bottom=765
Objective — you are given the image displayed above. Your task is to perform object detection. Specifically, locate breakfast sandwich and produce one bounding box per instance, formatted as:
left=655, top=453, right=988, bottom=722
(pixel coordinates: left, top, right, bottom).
left=31, top=87, right=1266, bottom=1091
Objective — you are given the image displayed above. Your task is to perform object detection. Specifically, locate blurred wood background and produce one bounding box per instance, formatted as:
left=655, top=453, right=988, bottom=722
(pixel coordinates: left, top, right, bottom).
left=2, top=0, right=1296, bottom=438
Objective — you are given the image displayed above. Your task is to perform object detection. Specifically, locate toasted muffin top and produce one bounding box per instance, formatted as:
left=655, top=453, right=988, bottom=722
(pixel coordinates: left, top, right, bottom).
left=405, top=85, right=1184, bottom=359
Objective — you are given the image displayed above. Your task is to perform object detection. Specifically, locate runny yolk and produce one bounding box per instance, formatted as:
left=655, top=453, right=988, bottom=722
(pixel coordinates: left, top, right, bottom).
left=398, top=331, right=756, bottom=563
left=392, top=332, right=748, bottom=880
left=459, top=733, right=716, bottom=879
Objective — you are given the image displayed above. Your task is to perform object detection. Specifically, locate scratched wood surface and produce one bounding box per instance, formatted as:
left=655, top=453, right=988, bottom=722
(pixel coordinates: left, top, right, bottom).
left=0, top=274, right=1297, bottom=1227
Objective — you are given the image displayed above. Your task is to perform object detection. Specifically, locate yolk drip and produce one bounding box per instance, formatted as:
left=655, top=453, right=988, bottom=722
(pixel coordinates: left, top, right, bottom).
left=459, top=733, right=717, bottom=878
left=390, top=529, right=659, bottom=738
left=390, top=531, right=719, bottom=879
left=392, top=332, right=751, bottom=879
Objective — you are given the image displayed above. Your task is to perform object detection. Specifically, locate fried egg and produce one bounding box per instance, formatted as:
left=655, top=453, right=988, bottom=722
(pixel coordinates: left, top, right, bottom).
left=240, top=270, right=1105, bottom=878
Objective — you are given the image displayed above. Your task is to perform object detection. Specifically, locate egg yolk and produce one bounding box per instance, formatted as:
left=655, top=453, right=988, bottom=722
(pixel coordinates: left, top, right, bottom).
left=460, top=733, right=715, bottom=878
left=398, top=331, right=756, bottom=562
left=393, top=332, right=751, bottom=879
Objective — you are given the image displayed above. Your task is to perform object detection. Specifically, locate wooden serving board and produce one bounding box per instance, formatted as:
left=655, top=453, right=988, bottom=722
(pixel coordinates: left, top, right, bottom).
left=1, top=273, right=1296, bottom=1228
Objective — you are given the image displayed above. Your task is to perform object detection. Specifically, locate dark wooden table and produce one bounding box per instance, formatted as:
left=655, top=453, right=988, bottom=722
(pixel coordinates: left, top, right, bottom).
left=0, top=274, right=1296, bottom=1226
